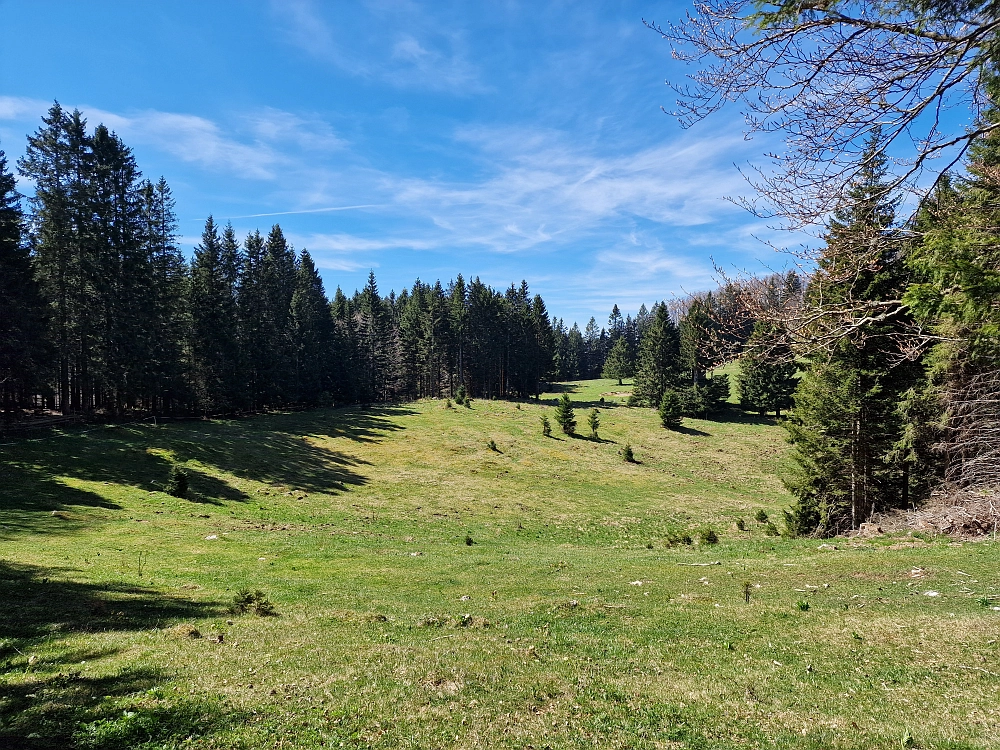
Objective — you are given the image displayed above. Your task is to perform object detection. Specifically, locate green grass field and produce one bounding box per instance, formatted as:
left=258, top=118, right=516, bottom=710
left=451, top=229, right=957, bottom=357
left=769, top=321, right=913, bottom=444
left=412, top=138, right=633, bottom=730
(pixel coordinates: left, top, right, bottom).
left=2, top=379, right=998, bottom=749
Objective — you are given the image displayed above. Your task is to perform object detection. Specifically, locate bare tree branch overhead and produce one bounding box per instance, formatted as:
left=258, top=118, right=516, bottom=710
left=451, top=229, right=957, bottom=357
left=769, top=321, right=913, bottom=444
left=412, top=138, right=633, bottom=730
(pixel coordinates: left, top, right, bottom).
left=647, top=0, right=1000, bottom=226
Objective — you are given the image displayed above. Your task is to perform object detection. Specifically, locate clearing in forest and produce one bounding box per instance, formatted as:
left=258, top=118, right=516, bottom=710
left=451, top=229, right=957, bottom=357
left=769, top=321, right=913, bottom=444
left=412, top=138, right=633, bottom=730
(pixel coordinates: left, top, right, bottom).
left=2, top=379, right=998, bottom=749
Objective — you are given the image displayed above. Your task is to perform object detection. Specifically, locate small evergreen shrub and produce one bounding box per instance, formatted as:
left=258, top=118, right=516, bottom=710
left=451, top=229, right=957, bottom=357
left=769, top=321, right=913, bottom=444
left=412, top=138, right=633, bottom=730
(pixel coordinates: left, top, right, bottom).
left=588, top=408, right=600, bottom=439
left=540, top=415, right=552, bottom=437
left=487, top=439, right=499, bottom=452
left=166, top=466, right=188, bottom=499
left=621, top=443, right=635, bottom=463
left=742, top=581, right=752, bottom=603
left=659, top=390, right=683, bottom=430
left=667, top=530, right=693, bottom=546
left=553, top=393, right=576, bottom=434
left=698, top=527, right=719, bottom=545
left=754, top=509, right=769, bottom=523
left=795, top=599, right=810, bottom=612
left=626, top=394, right=640, bottom=407
left=229, top=589, right=277, bottom=617
left=454, top=384, right=467, bottom=406
left=599, top=396, right=605, bottom=404
left=735, top=518, right=746, bottom=531
left=464, top=398, right=473, bottom=408
left=765, top=521, right=779, bottom=536
left=465, top=535, right=474, bottom=546
left=445, top=398, right=452, bottom=409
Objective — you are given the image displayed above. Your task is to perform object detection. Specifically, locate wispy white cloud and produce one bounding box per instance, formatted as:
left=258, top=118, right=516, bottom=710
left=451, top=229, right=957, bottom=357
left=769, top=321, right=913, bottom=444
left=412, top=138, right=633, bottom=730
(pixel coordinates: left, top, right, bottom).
left=376, top=124, right=752, bottom=254
left=274, top=0, right=486, bottom=94
left=0, top=95, right=49, bottom=121
left=113, top=111, right=276, bottom=179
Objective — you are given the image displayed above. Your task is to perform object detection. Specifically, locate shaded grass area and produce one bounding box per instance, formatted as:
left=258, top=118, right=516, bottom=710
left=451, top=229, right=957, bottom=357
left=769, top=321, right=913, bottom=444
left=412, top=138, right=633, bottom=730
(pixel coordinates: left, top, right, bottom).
left=1, top=380, right=998, bottom=748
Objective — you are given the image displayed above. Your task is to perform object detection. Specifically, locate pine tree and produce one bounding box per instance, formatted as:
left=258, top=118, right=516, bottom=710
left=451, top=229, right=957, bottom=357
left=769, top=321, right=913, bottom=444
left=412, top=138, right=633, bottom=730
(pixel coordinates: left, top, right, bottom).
left=632, top=303, right=681, bottom=406
left=553, top=393, right=576, bottom=435
left=602, top=336, right=634, bottom=385
left=0, top=147, right=45, bottom=415
left=736, top=322, right=797, bottom=417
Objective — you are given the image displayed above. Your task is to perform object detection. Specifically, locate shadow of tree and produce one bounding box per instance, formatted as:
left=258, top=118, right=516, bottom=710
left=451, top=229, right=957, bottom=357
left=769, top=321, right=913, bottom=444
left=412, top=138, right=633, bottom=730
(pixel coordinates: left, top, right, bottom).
left=672, top=424, right=712, bottom=437
left=0, top=561, right=223, bottom=642
left=707, top=408, right=779, bottom=426
left=0, top=405, right=416, bottom=530
left=0, top=561, right=234, bottom=749
left=0, top=667, right=245, bottom=749
left=0, top=461, right=121, bottom=536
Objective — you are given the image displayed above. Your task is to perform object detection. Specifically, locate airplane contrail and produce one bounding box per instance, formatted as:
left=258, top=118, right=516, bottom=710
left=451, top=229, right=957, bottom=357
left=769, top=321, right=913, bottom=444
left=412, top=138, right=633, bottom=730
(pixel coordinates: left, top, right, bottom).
left=221, top=204, right=380, bottom=219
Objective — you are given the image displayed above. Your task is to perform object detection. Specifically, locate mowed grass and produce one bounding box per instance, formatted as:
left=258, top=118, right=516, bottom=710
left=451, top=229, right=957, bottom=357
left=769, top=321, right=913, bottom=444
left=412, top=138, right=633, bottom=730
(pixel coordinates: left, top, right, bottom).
left=1, top=379, right=998, bottom=749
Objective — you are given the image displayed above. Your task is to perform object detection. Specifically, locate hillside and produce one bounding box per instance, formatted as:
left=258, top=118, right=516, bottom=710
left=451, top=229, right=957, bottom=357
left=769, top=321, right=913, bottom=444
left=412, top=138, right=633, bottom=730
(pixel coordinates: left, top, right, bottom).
left=2, top=380, right=998, bottom=749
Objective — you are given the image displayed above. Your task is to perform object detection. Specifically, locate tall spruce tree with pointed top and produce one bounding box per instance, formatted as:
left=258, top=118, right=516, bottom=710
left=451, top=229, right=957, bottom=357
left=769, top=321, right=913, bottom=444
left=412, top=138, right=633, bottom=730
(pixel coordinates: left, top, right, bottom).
left=602, top=336, right=634, bottom=385
left=189, top=216, right=240, bottom=412
left=290, top=250, right=334, bottom=404
left=18, top=103, right=96, bottom=412
left=632, top=303, right=681, bottom=407
left=784, top=132, right=921, bottom=535
left=0, top=147, right=46, bottom=415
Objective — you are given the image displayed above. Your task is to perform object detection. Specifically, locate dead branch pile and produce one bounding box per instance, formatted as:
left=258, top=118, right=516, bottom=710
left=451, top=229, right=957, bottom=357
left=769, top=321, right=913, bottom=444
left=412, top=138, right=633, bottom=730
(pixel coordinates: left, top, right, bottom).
left=876, top=487, right=1000, bottom=538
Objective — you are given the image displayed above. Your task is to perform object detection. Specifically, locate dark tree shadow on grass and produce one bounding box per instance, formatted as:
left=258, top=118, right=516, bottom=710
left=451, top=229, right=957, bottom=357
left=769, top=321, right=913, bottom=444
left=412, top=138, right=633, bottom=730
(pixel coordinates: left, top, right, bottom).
left=0, top=405, right=415, bottom=531
left=0, top=561, right=235, bottom=749
left=706, top=408, right=779, bottom=426
left=672, top=424, right=712, bottom=437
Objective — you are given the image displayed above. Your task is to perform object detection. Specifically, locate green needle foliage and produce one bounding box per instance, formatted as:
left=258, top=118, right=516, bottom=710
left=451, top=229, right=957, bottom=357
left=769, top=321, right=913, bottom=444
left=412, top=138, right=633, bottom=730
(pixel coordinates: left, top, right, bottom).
left=553, top=393, right=576, bottom=435
left=588, top=408, right=600, bottom=439
left=658, top=390, right=683, bottom=430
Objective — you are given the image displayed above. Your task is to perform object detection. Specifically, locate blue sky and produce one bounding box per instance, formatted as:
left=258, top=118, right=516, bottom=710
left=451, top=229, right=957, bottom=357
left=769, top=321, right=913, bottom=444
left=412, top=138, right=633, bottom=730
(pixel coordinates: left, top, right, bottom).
left=0, top=0, right=786, bottom=327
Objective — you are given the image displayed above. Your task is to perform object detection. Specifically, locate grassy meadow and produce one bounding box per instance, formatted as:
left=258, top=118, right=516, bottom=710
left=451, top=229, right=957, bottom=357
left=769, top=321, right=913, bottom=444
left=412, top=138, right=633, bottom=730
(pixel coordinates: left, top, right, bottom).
left=2, top=379, right=999, bottom=749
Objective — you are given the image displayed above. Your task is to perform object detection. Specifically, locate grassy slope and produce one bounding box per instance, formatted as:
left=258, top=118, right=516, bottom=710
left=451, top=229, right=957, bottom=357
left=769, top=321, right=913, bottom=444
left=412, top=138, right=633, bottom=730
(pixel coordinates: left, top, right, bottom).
left=1, top=379, right=998, bottom=749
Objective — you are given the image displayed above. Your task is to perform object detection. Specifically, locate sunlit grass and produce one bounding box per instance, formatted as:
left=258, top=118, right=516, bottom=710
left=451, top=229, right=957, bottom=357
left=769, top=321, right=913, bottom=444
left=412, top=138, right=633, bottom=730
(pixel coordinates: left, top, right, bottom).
left=1, top=380, right=998, bottom=748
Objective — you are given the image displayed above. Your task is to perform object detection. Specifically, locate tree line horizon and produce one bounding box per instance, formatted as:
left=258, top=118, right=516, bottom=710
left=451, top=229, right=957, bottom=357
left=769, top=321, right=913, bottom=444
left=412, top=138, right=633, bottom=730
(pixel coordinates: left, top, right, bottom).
left=2, top=103, right=767, bottom=424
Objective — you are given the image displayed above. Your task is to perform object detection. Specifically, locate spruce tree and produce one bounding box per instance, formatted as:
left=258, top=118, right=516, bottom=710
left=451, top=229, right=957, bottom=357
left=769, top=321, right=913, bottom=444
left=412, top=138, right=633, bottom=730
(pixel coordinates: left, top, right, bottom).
left=188, top=216, right=240, bottom=411
left=140, top=177, right=188, bottom=412
left=632, top=303, right=681, bottom=406
left=0, top=147, right=45, bottom=415
left=290, top=250, right=334, bottom=404
left=736, top=322, right=797, bottom=417
left=602, top=336, right=634, bottom=385
left=553, top=393, right=576, bottom=435
left=784, top=132, right=920, bottom=535
left=588, top=408, right=600, bottom=439
left=262, top=225, right=296, bottom=404
left=659, top=389, right=683, bottom=429
left=19, top=103, right=95, bottom=412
